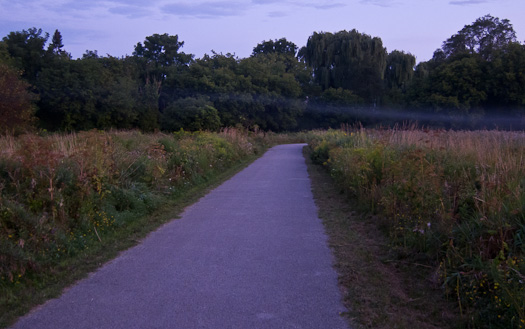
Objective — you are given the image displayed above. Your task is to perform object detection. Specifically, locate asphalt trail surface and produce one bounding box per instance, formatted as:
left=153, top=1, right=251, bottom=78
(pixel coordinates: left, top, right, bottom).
left=12, top=144, right=349, bottom=329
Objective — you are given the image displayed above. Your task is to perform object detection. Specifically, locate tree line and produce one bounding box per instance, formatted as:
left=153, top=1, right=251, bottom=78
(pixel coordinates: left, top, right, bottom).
left=1, top=14, right=524, bottom=133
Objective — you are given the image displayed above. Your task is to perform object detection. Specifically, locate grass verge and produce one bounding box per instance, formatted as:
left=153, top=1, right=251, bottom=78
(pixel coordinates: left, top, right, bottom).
left=305, top=146, right=462, bottom=329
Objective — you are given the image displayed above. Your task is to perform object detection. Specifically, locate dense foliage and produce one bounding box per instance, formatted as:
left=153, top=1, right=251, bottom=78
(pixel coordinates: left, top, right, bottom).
left=309, top=128, right=525, bottom=328
left=0, top=14, right=524, bottom=133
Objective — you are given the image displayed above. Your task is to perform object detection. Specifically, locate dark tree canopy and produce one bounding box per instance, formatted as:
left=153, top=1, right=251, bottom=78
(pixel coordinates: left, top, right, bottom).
left=385, top=50, right=415, bottom=90
left=252, top=38, right=298, bottom=57
left=133, top=33, right=193, bottom=68
left=2, top=28, right=48, bottom=82
left=47, top=29, right=67, bottom=57
left=441, top=14, right=517, bottom=60
left=0, top=64, right=36, bottom=133
left=299, top=30, right=387, bottom=103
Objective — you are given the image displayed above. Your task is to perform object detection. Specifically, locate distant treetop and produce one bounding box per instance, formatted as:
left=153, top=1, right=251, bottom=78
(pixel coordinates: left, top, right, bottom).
left=252, top=38, right=298, bottom=57
left=440, top=14, right=517, bottom=60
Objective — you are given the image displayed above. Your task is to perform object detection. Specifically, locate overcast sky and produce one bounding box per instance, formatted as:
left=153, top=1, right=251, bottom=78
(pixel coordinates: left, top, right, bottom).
left=1, top=0, right=524, bottom=62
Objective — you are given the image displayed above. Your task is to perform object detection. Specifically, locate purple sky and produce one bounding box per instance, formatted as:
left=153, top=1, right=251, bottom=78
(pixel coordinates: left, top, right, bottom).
left=1, top=0, right=524, bottom=62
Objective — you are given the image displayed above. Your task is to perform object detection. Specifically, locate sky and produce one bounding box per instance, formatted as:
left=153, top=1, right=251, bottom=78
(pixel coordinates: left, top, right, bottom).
left=1, top=0, right=524, bottom=63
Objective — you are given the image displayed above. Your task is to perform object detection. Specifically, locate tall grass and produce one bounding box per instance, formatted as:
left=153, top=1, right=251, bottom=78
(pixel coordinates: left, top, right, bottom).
left=308, top=127, right=525, bottom=328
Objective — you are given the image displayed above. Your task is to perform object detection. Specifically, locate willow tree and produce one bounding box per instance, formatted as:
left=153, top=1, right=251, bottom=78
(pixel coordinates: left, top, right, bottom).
left=299, top=30, right=387, bottom=104
left=385, top=50, right=415, bottom=90
left=383, top=50, right=416, bottom=105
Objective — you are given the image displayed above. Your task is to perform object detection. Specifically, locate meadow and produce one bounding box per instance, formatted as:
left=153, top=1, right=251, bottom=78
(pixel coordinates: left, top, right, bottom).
left=2, top=126, right=524, bottom=328
left=308, top=127, right=525, bottom=328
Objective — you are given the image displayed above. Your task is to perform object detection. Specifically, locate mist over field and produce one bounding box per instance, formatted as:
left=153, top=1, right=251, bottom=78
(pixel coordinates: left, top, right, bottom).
left=302, top=105, right=525, bottom=130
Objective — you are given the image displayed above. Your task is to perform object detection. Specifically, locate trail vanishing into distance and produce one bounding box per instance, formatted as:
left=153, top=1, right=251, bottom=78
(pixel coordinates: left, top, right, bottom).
left=12, top=144, right=348, bottom=329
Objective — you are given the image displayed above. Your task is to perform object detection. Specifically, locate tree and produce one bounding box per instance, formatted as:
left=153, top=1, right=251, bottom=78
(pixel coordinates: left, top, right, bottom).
left=299, top=30, right=387, bottom=104
left=238, top=53, right=306, bottom=130
left=162, top=96, right=221, bottom=131
left=441, top=14, right=517, bottom=60
left=2, top=28, right=48, bottom=83
left=385, top=50, right=415, bottom=90
left=406, top=15, right=523, bottom=126
left=485, top=42, right=525, bottom=111
left=0, top=42, right=14, bottom=66
left=46, top=30, right=68, bottom=58
left=0, top=63, right=36, bottom=133
left=384, top=50, right=416, bottom=106
left=133, top=33, right=193, bottom=81
left=407, top=54, right=487, bottom=121
left=252, top=38, right=298, bottom=57
left=36, top=58, right=99, bottom=130
left=132, top=33, right=194, bottom=128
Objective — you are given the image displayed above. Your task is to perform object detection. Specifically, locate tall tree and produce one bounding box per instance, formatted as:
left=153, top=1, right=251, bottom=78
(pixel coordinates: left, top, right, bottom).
left=46, top=29, right=68, bottom=58
left=133, top=33, right=193, bottom=81
left=441, top=14, right=517, bottom=60
left=384, top=50, right=416, bottom=105
left=299, top=30, right=387, bottom=104
left=2, top=28, right=48, bottom=83
left=252, top=38, right=298, bottom=57
left=485, top=42, right=525, bottom=111
left=0, top=63, right=37, bottom=133
left=133, top=33, right=194, bottom=129
left=385, top=50, right=415, bottom=90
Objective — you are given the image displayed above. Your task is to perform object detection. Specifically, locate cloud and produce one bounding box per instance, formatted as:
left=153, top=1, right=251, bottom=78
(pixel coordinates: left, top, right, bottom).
left=52, top=0, right=156, bottom=18
left=108, top=0, right=157, bottom=5
left=449, top=0, right=487, bottom=5
left=252, top=0, right=281, bottom=4
left=109, top=5, right=153, bottom=18
left=162, top=2, right=248, bottom=18
left=314, top=3, right=346, bottom=10
left=260, top=0, right=345, bottom=10
left=267, top=11, right=288, bottom=17
left=359, top=0, right=397, bottom=7
left=65, top=0, right=156, bottom=6
left=252, top=0, right=346, bottom=10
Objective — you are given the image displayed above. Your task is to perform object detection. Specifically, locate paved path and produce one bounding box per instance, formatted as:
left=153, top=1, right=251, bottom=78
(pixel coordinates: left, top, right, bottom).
left=12, top=144, right=349, bottom=329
